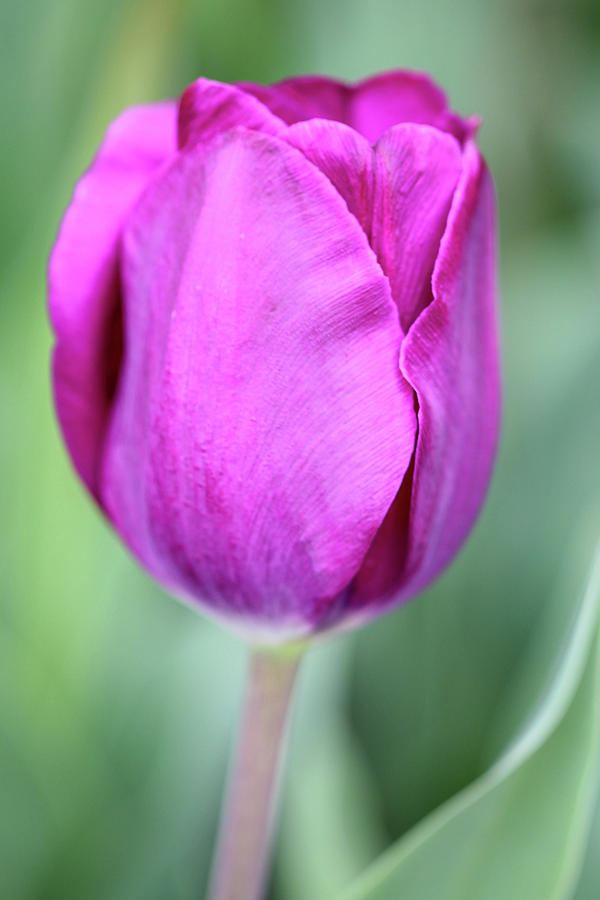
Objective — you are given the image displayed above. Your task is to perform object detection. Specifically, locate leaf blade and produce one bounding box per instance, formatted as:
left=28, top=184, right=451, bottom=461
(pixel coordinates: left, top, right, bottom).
left=341, top=544, right=600, bottom=900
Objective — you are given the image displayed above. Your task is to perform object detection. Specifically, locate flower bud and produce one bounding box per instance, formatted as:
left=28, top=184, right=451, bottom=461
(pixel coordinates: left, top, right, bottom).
left=49, top=71, right=500, bottom=642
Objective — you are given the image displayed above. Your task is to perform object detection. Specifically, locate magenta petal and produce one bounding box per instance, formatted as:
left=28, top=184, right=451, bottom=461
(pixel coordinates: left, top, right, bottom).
left=373, top=125, right=462, bottom=329
left=398, top=144, right=500, bottom=600
left=178, top=78, right=287, bottom=149
left=285, top=119, right=462, bottom=331
left=284, top=119, right=375, bottom=235
left=349, top=144, right=499, bottom=616
left=242, top=71, right=472, bottom=144
left=48, top=102, right=176, bottom=496
left=238, top=75, right=351, bottom=126
left=352, top=70, right=471, bottom=143
left=102, top=129, right=417, bottom=636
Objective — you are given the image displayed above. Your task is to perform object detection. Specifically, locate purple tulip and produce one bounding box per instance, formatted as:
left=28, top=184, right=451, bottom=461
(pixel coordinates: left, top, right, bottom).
left=49, top=71, right=500, bottom=642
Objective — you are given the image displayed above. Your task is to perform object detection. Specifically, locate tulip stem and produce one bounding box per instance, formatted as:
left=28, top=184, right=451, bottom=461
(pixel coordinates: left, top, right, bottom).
left=208, top=645, right=303, bottom=900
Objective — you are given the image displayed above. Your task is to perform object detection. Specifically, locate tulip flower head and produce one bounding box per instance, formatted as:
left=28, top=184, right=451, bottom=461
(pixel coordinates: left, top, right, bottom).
left=49, top=71, right=500, bottom=643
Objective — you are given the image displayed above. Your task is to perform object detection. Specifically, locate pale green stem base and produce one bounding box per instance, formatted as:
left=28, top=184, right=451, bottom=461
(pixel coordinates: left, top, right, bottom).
left=208, top=647, right=302, bottom=900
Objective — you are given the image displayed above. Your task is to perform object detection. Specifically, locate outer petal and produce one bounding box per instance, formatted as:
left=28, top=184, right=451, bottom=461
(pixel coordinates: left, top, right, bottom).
left=48, top=102, right=176, bottom=497
left=101, top=128, right=418, bottom=638
left=241, top=71, right=473, bottom=144
left=352, top=142, right=501, bottom=615
left=285, top=119, right=462, bottom=331
left=178, top=77, right=287, bottom=149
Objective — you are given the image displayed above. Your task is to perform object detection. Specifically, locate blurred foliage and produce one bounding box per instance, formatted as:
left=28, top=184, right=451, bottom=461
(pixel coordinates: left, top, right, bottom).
left=1, top=0, right=599, bottom=898
left=344, top=544, right=600, bottom=899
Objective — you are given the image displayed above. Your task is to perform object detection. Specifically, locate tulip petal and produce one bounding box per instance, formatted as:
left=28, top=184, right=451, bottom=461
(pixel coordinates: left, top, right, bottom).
left=241, top=71, right=473, bottom=143
left=238, top=76, right=351, bottom=126
left=373, top=125, right=463, bottom=330
left=48, top=102, right=176, bottom=497
left=401, top=147, right=500, bottom=593
left=352, top=70, right=473, bottom=144
left=102, top=128, right=418, bottom=636
left=285, top=119, right=462, bottom=331
left=352, top=143, right=500, bottom=615
left=178, top=78, right=287, bottom=149
left=284, top=119, right=375, bottom=238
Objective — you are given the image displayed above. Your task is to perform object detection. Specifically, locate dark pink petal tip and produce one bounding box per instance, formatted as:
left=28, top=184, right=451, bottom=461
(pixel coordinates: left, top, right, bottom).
left=178, top=77, right=287, bottom=150
left=240, top=69, right=474, bottom=145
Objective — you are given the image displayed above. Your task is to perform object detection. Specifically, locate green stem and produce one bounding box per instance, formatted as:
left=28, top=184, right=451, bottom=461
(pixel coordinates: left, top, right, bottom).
left=208, top=646, right=302, bottom=900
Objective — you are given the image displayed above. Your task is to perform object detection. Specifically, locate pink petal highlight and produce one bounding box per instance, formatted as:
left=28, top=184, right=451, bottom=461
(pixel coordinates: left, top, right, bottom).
left=101, top=129, right=417, bottom=635
left=48, top=102, right=177, bottom=496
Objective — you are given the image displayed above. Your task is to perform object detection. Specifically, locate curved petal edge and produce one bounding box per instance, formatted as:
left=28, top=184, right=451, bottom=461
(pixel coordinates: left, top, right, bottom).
left=48, top=102, right=176, bottom=497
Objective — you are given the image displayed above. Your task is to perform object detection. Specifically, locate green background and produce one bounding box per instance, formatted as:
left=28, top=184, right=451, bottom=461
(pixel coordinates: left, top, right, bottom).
left=1, top=0, right=600, bottom=897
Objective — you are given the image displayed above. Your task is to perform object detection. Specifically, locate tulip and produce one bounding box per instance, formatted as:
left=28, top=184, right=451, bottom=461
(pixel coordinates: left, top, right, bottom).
left=49, top=70, right=500, bottom=900
left=49, top=71, right=500, bottom=643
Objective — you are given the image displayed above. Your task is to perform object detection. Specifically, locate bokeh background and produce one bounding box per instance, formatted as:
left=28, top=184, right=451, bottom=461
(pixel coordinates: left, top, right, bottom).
left=2, top=0, right=600, bottom=897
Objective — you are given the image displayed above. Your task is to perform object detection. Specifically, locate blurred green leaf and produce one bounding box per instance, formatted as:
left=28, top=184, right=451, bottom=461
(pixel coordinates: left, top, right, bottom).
left=278, top=718, right=386, bottom=900
left=341, top=545, right=600, bottom=900
left=573, top=789, right=600, bottom=899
